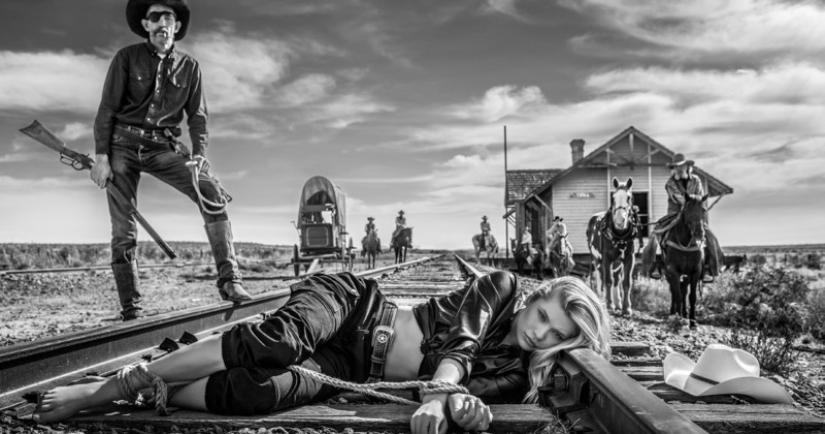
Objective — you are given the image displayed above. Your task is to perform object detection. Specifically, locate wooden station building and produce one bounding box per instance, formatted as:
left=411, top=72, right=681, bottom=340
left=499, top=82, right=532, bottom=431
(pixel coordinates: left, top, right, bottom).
left=504, top=126, right=734, bottom=254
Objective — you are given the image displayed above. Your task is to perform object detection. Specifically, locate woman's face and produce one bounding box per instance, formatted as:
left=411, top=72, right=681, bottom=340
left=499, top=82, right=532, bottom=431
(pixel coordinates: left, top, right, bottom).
left=514, top=294, right=579, bottom=351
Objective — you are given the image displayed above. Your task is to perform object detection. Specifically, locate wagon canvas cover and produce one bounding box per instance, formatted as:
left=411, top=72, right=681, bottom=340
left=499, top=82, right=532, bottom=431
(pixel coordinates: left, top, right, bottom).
left=297, top=176, right=347, bottom=229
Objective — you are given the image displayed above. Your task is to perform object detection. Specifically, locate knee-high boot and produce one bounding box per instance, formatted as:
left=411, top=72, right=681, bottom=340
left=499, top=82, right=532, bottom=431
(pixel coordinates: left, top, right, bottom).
left=205, top=220, right=252, bottom=302
left=112, top=260, right=143, bottom=320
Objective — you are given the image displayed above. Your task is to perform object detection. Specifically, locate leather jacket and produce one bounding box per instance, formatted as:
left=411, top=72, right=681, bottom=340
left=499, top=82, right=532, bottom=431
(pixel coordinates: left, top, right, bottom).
left=413, top=271, right=530, bottom=404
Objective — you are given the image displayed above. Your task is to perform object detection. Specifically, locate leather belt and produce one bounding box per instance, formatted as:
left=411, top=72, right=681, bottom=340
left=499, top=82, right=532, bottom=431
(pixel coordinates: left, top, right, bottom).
left=367, top=301, right=398, bottom=383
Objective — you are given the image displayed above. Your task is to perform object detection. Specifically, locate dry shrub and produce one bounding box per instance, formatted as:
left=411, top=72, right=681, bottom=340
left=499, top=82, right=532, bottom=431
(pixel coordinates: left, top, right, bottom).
left=705, top=267, right=811, bottom=376
left=630, top=277, right=671, bottom=314
left=808, top=287, right=825, bottom=341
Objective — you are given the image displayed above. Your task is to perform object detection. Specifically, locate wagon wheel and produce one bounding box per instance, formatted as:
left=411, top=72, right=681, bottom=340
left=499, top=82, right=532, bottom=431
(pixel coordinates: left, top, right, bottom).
left=293, top=244, right=300, bottom=277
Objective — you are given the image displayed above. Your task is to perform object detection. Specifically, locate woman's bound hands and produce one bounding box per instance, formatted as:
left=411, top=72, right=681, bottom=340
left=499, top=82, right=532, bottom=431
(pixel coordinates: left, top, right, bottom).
left=448, top=393, right=493, bottom=432
left=410, top=393, right=493, bottom=434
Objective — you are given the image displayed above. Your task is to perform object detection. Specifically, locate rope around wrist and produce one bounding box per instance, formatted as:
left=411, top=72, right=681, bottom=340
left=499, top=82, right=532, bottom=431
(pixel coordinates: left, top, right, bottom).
left=287, top=365, right=469, bottom=406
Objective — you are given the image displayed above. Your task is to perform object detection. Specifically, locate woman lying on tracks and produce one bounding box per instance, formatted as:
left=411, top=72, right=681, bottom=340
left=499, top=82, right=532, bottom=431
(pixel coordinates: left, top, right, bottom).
left=33, top=271, right=610, bottom=433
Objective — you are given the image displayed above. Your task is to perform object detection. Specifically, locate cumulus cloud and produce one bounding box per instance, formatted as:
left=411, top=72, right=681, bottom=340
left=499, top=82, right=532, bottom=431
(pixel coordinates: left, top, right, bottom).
left=0, top=50, right=108, bottom=113
left=560, top=0, right=825, bottom=60
left=480, top=0, right=533, bottom=23
left=58, top=122, right=93, bottom=141
left=451, top=85, right=547, bottom=122
left=276, top=73, right=337, bottom=107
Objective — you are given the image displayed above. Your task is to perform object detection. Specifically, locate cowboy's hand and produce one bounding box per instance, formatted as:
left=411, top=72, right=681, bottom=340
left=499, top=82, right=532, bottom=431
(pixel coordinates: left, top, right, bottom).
left=411, top=399, right=448, bottom=434
left=90, top=154, right=112, bottom=189
left=448, top=393, right=493, bottom=432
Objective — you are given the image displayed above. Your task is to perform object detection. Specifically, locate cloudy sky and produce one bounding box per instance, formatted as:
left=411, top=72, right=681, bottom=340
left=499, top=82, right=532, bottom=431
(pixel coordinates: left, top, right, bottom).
left=1, top=0, right=824, bottom=250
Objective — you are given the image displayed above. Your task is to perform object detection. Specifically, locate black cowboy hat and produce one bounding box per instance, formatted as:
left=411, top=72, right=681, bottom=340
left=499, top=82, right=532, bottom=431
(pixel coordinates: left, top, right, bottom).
left=667, top=153, right=695, bottom=168
left=398, top=210, right=405, bottom=214
left=126, top=0, right=191, bottom=41
left=482, top=216, right=488, bottom=220
left=554, top=216, right=563, bottom=221
left=367, top=216, right=375, bottom=220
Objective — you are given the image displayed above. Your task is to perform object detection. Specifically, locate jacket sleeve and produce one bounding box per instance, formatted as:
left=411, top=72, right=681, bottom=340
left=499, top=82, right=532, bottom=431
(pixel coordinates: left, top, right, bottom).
left=467, top=370, right=528, bottom=404
left=94, top=50, right=128, bottom=155
left=436, top=271, right=515, bottom=384
left=665, top=177, right=686, bottom=206
left=185, top=59, right=208, bottom=157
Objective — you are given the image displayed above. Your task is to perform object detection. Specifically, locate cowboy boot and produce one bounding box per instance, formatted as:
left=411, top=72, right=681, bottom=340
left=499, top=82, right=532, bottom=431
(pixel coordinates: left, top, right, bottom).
left=650, top=254, right=663, bottom=279
left=112, top=260, right=143, bottom=321
left=205, top=220, right=252, bottom=302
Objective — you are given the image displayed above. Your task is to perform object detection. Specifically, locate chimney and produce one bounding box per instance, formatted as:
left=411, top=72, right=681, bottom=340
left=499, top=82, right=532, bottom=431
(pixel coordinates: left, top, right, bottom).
left=570, top=139, right=585, bottom=164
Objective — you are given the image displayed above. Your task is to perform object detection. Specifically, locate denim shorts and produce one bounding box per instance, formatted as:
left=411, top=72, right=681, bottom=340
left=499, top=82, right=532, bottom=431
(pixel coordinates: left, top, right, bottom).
left=205, top=273, right=388, bottom=415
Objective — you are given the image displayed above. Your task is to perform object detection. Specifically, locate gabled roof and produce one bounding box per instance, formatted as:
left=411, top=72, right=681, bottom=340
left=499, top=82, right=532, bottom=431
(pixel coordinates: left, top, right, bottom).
left=506, top=169, right=563, bottom=205
left=524, top=126, right=734, bottom=202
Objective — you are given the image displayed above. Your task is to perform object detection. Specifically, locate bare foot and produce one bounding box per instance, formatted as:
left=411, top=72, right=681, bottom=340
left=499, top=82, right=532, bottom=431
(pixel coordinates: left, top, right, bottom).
left=33, top=377, right=120, bottom=424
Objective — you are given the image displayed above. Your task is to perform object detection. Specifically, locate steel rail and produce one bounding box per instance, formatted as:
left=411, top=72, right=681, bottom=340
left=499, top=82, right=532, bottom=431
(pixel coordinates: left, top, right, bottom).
left=0, top=255, right=440, bottom=410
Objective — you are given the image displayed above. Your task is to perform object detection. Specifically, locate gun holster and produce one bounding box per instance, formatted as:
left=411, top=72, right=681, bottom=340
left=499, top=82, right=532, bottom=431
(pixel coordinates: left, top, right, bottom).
left=163, top=128, right=192, bottom=158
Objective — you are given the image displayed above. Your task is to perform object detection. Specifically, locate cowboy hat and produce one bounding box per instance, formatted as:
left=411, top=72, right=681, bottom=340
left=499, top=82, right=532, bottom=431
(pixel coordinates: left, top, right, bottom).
left=126, top=0, right=191, bottom=41
left=667, top=153, right=695, bottom=168
left=663, top=344, right=792, bottom=404
left=553, top=216, right=563, bottom=222
left=398, top=210, right=405, bottom=214
left=482, top=216, right=488, bottom=220
left=367, top=216, right=375, bottom=220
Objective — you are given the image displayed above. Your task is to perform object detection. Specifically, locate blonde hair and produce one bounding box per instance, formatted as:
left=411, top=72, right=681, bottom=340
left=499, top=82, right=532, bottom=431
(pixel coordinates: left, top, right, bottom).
left=521, top=276, right=611, bottom=403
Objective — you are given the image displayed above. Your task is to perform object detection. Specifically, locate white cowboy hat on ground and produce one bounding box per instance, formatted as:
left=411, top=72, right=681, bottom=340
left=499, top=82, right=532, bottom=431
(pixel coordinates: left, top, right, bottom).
left=663, top=343, right=793, bottom=404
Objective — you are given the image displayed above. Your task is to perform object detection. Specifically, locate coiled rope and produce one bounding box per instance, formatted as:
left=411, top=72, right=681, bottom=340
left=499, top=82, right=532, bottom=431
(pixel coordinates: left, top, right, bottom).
left=186, top=159, right=228, bottom=216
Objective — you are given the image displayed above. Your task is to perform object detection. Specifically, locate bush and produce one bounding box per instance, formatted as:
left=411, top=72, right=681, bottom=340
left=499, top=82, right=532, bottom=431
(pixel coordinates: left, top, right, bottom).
left=808, top=288, right=825, bottom=341
left=630, top=278, right=671, bottom=314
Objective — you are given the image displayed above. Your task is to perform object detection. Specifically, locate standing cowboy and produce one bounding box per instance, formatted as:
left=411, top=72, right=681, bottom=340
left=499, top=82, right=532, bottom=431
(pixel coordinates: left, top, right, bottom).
left=644, top=154, right=721, bottom=282
left=390, top=210, right=406, bottom=248
left=547, top=216, right=573, bottom=256
left=92, top=0, right=250, bottom=320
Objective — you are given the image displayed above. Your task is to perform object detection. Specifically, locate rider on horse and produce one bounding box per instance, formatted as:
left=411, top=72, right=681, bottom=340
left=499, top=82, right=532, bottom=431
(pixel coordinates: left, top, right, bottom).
left=480, top=216, right=491, bottom=236
left=547, top=216, right=573, bottom=257
left=645, top=154, right=721, bottom=282
left=390, top=210, right=406, bottom=248
left=361, top=216, right=381, bottom=256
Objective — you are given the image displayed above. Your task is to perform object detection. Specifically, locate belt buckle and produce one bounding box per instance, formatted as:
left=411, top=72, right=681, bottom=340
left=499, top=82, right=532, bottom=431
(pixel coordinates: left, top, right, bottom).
left=372, top=324, right=394, bottom=346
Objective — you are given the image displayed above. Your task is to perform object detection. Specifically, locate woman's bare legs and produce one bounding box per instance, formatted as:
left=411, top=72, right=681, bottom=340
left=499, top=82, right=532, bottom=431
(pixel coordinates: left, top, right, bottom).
left=34, top=334, right=224, bottom=423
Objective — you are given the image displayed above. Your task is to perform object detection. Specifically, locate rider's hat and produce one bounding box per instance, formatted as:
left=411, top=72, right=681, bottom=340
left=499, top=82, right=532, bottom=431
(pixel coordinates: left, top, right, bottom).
left=398, top=210, right=405, bottom=215
left=367, top=216, right=374, bottom=221
left=482, top=216, right=488, bottom=220
left=667, top=153, right=695, bottom=168
left=554, top=216, right=563, bottom=222
left=126, top=0, right=191, bottom=41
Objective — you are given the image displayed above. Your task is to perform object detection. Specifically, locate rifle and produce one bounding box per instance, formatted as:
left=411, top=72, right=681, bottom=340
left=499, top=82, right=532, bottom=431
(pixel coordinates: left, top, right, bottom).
left=19, top=120, right=177, bottom=260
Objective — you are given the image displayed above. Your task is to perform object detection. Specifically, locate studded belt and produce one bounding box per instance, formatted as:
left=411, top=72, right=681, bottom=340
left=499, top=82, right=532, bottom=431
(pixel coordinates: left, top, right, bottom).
left=367, top=301, right=398, bottom=382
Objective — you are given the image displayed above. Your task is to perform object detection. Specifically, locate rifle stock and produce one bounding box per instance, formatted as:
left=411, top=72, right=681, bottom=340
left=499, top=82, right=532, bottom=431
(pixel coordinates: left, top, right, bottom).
left=19, top=120, right=177, bottom=260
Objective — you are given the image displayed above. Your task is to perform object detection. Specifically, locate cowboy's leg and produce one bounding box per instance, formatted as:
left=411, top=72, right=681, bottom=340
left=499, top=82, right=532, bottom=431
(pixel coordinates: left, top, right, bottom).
left=622, top=258, right=634, bottom=316
left=107, top=137, right=143, bottom=319
left=704, top=225, right=722, bottom=277
left=642, top=233, right=658, bottom=278
left=146, top=149, right=247, bottom=299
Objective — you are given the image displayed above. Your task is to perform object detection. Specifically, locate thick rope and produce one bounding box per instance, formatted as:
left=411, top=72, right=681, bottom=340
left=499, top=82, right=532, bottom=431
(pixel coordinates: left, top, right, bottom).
left=187, top=161, right=228, bottom=215
left=116, top=363, right=172, bottom=416
left=287, top=365, right=469, bottom=406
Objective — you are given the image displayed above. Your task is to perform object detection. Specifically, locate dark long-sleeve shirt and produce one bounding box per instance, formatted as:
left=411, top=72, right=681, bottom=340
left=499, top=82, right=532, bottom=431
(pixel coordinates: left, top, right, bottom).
left=94, top=42, right=208, bottom=156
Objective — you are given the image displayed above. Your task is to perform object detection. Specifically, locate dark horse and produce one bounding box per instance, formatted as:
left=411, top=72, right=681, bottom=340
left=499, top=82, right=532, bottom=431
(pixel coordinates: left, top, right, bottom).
left=392, top=227, right=413, bottom=264
left=511, top=239, right=544, bottom=280
left=472, top=233, right=499, bottom=266
left=587, top=177, right=639, bottom=315
left=362, top=229, right=381, bottom=269
left=661, top=194, right=708, bottom=329
left=546, top=235, right=573, bottom=278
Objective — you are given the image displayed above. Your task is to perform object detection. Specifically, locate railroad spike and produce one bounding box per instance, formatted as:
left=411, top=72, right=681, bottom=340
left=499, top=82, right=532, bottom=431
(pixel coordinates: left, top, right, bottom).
left=158, top=337, right=180, bottom=353
left=178, top=331, right=198, bottom=345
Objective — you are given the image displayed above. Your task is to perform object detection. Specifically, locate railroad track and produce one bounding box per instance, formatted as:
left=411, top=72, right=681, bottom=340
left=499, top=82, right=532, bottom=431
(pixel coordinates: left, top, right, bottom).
left=2, top=255, right=823, bottom=433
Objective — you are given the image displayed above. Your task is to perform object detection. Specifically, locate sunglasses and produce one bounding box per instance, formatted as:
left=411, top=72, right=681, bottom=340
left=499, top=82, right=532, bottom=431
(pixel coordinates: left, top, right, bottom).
left=145, top=11, right=177, bottom=23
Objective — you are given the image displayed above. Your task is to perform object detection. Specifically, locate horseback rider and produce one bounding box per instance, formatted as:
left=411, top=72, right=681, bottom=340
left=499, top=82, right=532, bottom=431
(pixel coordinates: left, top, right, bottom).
left=645, top=154, right=721, bottom=282
left=361, top=216, right=381, bottom=256
left=547, top=216, right=573, bottom=257
left=517, top=226, right=533, bottom=253
left=480, top=216, right=491, bottom=236
left=390, top=210, right=406, bottom=248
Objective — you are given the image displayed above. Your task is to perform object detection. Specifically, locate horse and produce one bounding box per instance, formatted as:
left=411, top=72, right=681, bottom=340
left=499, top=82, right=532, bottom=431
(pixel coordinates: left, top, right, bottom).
left=661, top=194, right=708, bottom=329
left=546, top=235, right=574, bottom=278
left=472, top=233, right=499, bottom=266
left=392, top=227, right=413, bottom=264
left=511, top=239, right=544, bottom=280
left=586, top=177, right=639, bottom=316
left=362, top=229, right=381, bottom=269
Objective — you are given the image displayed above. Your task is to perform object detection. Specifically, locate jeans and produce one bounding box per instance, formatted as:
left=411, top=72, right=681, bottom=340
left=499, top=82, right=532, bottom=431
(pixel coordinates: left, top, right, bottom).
left=207, top=273, right=386, bottom=415
left=107, top=130, right=229, bottom=263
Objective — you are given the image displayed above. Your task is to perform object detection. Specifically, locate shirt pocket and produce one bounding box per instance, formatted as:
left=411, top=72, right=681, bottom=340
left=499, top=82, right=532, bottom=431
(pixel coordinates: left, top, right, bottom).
left=166, top=68, right=191, bottom=101
left=128, top=68, right=153, bottom=98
